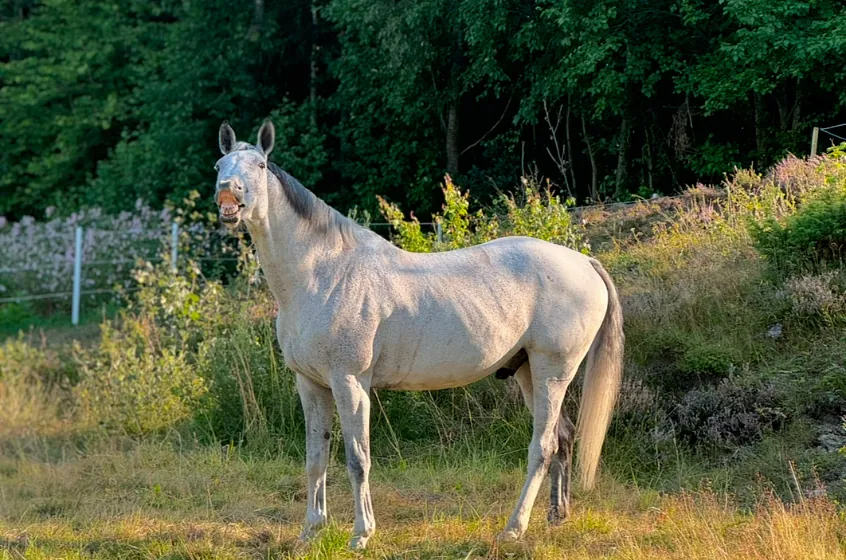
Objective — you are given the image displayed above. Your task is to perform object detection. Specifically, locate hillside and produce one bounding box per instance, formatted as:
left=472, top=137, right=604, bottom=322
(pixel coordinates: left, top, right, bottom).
left=1, top=151, right=845, bottom=558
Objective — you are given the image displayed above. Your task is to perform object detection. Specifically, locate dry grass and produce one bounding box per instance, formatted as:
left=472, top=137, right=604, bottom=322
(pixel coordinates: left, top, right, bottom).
left=1, top=440, right=844, bottom=559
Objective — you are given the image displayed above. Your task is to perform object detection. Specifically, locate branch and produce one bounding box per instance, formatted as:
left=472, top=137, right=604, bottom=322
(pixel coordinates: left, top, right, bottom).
left=543, top=100, right=572, bottom=197
left=430, top=71, right=447, bottom=133
left=460, top=94, right=513, bottom=156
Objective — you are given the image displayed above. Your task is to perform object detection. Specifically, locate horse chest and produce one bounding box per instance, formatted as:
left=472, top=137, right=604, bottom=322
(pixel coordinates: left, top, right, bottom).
left=277, top=320, right=374, bottom=385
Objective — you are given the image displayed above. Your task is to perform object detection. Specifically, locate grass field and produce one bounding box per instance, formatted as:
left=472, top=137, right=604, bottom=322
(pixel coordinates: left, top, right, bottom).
left=2, top=437, right=845, bottom=560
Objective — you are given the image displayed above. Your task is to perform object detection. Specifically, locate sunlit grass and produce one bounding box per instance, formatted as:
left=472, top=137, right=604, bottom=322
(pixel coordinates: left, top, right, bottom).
left=1, top=440, right=845, bottom=559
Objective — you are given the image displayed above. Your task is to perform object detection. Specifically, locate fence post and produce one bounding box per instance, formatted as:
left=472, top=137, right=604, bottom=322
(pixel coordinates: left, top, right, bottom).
left=71, top=226, right=83, bottom=325
left=436, top=222, right=443, bottom=244
left=171, top=221, right=179, bottom=273
left=811, top=126, right=819, bottom=156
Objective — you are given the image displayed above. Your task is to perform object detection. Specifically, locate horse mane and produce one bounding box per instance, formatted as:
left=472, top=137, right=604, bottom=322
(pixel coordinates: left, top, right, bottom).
left=266, top=161, right=377, bottom=249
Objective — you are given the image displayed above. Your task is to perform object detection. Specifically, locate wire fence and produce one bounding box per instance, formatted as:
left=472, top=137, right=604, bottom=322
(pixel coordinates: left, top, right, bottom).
left=0, top=219, right=443, bottom=324
left=820, top=123, right=846, bottom=144
left=0, top=193, right=710, bottom=324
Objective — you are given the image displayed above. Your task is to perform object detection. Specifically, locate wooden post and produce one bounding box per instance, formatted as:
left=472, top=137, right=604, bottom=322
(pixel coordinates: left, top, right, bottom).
left=811, top=126, right=819, bottom=156
left=71, top=226, right=83, bottom=325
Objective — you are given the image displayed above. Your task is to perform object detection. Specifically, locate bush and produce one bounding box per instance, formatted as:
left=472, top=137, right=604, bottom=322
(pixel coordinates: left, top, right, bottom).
left=74, top=324, right=208, bottom=435
left=0, top=337, right=72, bottom=437
left=751, top=153, right=846, bottom=276
left=781, top=272, right=846, bottom=326
left=378, top=174, right=589, bottom=254
left=197, top=309, right=304, bottom=447
left=0, top=193, right=242, bottom=315
left=674, top=378, right=787, bottom=448
left=73, top=260, right=228, bottom=435
left=0, top=202, right=173, bottom=308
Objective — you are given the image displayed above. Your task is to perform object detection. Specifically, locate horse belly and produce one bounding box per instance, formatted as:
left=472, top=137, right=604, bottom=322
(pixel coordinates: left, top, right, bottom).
left=370, top=322, right=522, bottom=391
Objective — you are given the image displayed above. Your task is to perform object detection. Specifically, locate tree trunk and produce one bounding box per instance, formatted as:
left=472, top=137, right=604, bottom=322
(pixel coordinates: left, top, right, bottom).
left=446, top=102, right=460, bottom=176
left=792, top=81, right=803, bottom=132
left=753, top=92, right=766, bottom=167
left=445, top=17, right=462, bottom=178
left=255, top=0, right=264, bottom=21
left=614, top=116, right=631, bottom=199
left=309, top=1, right=319, bottom=127
left=644, top=129, right=654, bottom=194
left=251, top=0, right=264, bottom=35
left=565, top=98, right=577, bottom=196
left=581, top=115, right=598, bottom=201
left=776, top=91, right=789, bottom=133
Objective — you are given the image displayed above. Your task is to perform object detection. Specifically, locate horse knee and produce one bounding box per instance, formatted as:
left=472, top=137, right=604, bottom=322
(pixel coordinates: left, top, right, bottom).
left=306, top=460, right=326, bottom=480
left=531, top=437, right=558, bottom=467
left=345, top=447, right=370, bottom=484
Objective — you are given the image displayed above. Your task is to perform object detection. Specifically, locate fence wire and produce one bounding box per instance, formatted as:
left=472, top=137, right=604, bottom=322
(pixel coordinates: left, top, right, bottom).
left=0, top=194, right=694, bottom=309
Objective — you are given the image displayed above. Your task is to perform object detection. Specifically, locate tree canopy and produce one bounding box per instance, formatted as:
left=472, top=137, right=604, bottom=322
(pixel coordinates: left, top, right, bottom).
left=2, top=0, right=846, bottom=220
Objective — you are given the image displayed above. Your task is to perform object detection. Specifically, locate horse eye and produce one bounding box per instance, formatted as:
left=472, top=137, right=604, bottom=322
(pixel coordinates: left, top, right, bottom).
left=259, top=162, right=266, bottom=169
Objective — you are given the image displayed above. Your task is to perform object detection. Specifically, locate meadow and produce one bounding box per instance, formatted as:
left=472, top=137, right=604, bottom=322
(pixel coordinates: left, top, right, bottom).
left=2, top=150, right=846, bottom=558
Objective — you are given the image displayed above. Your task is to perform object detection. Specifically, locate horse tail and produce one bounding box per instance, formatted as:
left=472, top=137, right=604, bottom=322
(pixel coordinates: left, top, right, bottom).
left=576, top=258, right=624, bottom=490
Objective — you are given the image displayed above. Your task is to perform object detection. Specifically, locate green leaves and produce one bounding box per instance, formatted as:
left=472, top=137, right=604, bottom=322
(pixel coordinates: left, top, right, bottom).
left=3, top=0, right=846, bottom=220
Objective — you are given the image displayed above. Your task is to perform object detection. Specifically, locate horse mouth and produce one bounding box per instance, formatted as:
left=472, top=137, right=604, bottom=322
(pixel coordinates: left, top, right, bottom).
left=219, top=207, right=242, bottom=226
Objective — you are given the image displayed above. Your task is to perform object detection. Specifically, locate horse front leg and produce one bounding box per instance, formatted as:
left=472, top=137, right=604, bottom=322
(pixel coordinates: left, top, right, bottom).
left=296, top=374, right=335, bottom=541
left=329, top=373, right=375, bottom=550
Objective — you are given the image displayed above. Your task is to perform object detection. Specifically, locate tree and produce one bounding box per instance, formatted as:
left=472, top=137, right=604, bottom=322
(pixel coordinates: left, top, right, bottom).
left=327, top=0, right=522, bottom=212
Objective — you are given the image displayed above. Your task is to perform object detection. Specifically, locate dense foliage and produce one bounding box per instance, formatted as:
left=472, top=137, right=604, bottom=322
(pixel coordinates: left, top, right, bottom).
left=3, top=0, right=846, bottom=221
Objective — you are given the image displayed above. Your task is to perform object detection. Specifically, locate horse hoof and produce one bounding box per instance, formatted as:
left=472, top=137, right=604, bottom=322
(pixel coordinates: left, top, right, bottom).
left=496, top=527, right=524, bottom=542
left=547, top=505, right=569, bottom=526
left=298, top=523, right=325, bottom=542
left=349, top=534, right=370, bottom=550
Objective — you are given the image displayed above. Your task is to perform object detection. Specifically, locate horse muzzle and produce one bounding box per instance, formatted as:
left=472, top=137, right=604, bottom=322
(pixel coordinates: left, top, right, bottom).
left=217, top=190, right=244, bottom=226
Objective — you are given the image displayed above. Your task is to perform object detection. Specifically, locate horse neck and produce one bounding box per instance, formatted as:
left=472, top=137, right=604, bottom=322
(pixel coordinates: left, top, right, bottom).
left=244, top=176, right=345, bottom=310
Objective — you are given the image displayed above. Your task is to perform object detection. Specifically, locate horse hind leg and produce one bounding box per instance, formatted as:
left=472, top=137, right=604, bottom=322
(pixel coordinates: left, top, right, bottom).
left=513, top=361, right=533, bottom=413
left=500, top=352, right=576, bottom=541
left=514, top=360, right=574, bottom=525
left=548, top=412, right=576, bottom=525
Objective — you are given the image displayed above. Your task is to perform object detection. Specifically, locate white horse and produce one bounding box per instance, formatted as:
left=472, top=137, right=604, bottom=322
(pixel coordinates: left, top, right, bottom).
left=213, top=120, right=623, bottom=550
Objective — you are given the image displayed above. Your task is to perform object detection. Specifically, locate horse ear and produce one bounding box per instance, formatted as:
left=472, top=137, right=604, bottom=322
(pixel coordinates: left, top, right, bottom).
left=257, top=119, right=275, bottom=156
left=219, top=121, right=237, bottom=155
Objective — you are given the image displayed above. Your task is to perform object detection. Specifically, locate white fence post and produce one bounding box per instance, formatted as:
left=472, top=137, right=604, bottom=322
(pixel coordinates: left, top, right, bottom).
left=811, top=126, right=820, bottom=156
left=171, top=221, right=179, bottom=273
left=436, top=222, right=443, bottom=244
left=71, top=226, right=83, bottom=325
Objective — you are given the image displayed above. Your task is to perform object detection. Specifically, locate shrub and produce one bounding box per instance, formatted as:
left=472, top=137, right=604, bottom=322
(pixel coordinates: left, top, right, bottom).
left=751, top=188, right=846, bottom=275
left=782, top=272, right=846, bottom=325
left=674, top=378, right=786, bottom=448
left=0, top=193, right=242, bottom=314
left=74, top=324, right=208, bottom=435
left=197, top=308, right=304, bottom=447
left=0, top=337, right=72, bottom=437
left=378, top=174, right=589, bottom=254
left=0, top=202, right=173, bottom=308
left=73, top=260, right=228, bottom=435
left=750, top=149, right=846, bottom=276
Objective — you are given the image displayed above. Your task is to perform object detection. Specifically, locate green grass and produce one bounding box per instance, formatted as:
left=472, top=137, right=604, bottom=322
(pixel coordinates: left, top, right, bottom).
left=1, top=437, right=845, bottom=559
left=0, top=300, right=119, bottom=346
